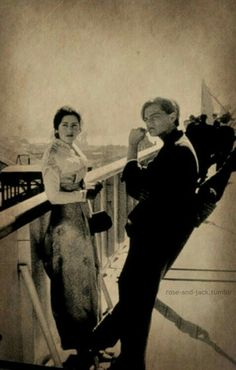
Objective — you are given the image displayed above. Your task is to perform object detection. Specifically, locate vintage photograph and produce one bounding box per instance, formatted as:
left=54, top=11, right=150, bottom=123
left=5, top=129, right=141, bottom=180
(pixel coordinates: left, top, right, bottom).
left=0, top=1, right=236, bottom=369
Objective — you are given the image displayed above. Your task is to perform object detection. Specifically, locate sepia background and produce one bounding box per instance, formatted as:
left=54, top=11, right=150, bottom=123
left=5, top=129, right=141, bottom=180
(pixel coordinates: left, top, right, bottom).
left=0, top=0, right=236, bottom=369
left=1, top=0, right=236, bottom=144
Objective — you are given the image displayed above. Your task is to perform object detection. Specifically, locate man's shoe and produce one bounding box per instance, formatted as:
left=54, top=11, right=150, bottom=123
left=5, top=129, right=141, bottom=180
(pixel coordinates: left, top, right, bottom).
left=63, top=351, right=94, bottom=370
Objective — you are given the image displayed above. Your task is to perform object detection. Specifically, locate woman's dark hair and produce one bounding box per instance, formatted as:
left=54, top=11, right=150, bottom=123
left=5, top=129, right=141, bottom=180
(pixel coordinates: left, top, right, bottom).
left=141, top=97, right=180, bottom=126
left=53, top=106, right=81, bottom=131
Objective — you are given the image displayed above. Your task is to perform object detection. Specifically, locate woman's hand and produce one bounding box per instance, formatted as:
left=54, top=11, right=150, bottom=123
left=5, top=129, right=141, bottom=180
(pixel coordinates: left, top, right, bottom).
left=86, top=181, right=103, bottom=200
left=60, top=175, right=80, bottom=191
left=128, top=128, right=147, bottom=146
left=60, top=183, right=81, bottom=191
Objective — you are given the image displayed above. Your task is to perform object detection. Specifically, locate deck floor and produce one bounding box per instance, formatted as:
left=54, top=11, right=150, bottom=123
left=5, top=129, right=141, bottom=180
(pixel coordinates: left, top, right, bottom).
left=99, top=173, right=236, bottom=370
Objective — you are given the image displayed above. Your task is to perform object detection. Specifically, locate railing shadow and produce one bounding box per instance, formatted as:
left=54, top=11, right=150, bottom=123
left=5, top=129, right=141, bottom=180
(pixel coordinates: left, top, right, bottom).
left=154, top=298, right=236, bottom=367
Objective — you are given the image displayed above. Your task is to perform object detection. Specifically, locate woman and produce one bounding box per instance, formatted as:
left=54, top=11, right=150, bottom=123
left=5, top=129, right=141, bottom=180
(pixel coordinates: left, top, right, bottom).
left=41, top=106, right=102, bottom=363
left=91, top=97, right=199, bottom=370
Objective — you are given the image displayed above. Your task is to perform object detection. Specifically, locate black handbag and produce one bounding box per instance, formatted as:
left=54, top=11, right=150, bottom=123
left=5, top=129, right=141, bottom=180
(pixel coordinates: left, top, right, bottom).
left=88, top=210, right=112, bottom=235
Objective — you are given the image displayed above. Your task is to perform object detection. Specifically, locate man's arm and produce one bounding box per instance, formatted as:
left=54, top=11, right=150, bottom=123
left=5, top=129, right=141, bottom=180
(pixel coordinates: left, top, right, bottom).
left=122, top=127, right=148, bottom=199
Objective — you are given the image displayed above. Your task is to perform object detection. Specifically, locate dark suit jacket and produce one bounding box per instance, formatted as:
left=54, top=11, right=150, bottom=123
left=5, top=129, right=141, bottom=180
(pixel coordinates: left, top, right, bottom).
left=122, top=130, right=198, bottom=232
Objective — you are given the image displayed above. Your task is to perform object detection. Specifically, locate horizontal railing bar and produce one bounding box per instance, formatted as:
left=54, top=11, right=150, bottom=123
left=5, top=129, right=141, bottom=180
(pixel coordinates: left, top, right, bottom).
left=0, top=360, right=60, bottom=369
left=0, top=193, right=51, bottom=239
left=170, top=267, right=236, bottom=273
left=86, top=144, right=159, bottom=182
left=1, top=164, right=41, bottom=173
left=0, top=145, right=159, bottom=240
left=163, top=278, right=236, bottom=283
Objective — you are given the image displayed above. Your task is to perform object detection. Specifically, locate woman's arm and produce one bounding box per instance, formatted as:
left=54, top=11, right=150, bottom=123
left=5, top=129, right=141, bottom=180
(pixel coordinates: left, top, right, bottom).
left=43, top=166, right=87, bottom=204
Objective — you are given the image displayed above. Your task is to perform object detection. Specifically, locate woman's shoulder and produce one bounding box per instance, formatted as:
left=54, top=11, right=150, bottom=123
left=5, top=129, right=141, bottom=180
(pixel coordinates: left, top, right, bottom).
left=41, top=141, right=61, bottom=172
left=43, top=141, right=58, bottom=158
left=45, top=138, right=70, bottom=156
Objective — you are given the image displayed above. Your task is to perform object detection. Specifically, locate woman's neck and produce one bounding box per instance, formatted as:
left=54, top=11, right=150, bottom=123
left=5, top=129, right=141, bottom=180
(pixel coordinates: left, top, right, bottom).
left=57, top=138, right=74, bottom=148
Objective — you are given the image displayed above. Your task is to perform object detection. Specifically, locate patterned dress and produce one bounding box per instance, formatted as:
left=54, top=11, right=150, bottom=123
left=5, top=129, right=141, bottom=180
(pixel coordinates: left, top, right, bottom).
left=41, top=139, right=99, bottom=350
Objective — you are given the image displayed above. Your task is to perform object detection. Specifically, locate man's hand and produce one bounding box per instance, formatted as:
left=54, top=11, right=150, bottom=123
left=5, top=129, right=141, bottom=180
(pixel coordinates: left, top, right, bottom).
left=195, top=186, right=217, bottom=227
left=195, top=200, right=216, bottom=227
left=128, top=128, right=147, bottom=146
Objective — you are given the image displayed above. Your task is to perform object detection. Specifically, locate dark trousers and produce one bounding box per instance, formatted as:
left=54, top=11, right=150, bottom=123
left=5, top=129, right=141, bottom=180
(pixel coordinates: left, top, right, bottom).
left=92, top=223, right=194, bottom=370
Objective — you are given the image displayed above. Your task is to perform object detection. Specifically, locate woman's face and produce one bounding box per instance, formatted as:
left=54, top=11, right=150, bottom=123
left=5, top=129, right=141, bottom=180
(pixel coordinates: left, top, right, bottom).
left=57, top=114, right=81, bottom=145
left=143, top=104, right=176, bottom=138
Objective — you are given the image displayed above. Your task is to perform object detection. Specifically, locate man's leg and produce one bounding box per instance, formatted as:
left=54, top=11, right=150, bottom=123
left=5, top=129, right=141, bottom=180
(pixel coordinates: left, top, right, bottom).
left=115, top=233, right=168, bottom=370
left=91, top=303, right=122, bottom=351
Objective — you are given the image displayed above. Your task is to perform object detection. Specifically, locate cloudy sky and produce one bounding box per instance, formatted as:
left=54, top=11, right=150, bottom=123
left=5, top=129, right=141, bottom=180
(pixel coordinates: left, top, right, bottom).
left=1, top=0, right=236, bottom=144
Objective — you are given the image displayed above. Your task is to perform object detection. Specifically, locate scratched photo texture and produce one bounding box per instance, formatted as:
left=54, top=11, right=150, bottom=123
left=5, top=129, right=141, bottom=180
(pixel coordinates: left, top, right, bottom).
left=0, top=1, right=236, bottom=369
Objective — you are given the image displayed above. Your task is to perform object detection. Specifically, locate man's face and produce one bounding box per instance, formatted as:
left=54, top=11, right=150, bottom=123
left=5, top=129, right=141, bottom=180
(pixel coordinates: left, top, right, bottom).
left=143, top=104, right=176, bottom=138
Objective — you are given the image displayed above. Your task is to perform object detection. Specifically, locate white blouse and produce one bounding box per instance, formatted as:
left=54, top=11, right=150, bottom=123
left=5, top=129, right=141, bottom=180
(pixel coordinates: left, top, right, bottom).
left=42, top=139, right=88, bottom=204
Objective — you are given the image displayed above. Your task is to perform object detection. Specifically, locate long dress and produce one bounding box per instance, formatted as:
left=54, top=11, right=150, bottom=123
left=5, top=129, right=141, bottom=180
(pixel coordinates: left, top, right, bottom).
left=41, top=138, right=99, bottom=350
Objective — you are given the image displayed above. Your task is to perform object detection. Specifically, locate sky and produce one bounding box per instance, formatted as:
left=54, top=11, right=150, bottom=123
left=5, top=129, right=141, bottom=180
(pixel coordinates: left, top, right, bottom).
left=1, top=0, right=236, bottom=145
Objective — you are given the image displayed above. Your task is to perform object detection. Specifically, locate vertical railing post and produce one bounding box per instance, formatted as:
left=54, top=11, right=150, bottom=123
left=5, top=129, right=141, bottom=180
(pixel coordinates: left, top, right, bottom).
left=100, top=181, right=108, bottom=268
left=113, top=174, right=119, bottom=253
left=18, top=264, right=62, bottom=367
left=0, top=231, right=23, bottom=362
left=117, top=174, right=127, bottom=245
left=17, top=224, right=34, bottom=363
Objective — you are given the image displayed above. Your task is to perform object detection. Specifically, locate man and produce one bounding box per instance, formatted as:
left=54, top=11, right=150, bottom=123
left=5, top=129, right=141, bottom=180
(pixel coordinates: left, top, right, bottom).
left=214, top=113, right=235, bottom=170
left=91, top=97, right=199, bottom=370
left=186, top=113, right=217, bottom=182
